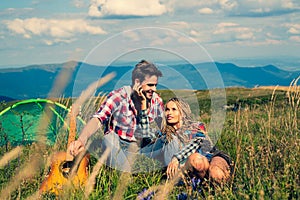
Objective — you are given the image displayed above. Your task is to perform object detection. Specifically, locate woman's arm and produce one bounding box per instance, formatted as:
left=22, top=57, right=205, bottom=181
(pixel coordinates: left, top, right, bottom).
left=173, top=136, right=204, bottom=163
left=167, top=136, right=204, bottom=178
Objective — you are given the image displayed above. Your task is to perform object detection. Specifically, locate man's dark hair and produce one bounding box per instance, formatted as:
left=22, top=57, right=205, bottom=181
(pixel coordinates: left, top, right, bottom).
left=132, top=60, right=163, bottom=84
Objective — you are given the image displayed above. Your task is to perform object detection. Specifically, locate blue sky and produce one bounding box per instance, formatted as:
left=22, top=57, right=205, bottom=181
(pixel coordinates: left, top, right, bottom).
left=0, top=0, right=300, bottom=69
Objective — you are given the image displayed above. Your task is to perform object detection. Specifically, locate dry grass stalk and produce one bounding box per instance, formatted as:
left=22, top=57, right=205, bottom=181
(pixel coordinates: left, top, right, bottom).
left=138, top=170, right=184, bottom=200
left=112, top=172, right=132, bottom=200
left=84, top=147, right=111, bottom=198
left=71, top=73, right=115, bottom=117
left=25, top=191, right=40, bottom=200
left=0, top=146, right=23, bottom=168
left=287, top=76, right=300, bottom=130
left=112, top=142, right=139, bottom=200
left=48, top=62, right=76, bottom=98
left=152, top=173, right=182, bottom=200
left=0, top=150, right=43, bottom=199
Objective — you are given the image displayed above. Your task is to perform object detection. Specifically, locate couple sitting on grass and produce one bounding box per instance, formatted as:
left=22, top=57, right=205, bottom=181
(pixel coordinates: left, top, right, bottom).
left=68, top=59, right=232, bottom=185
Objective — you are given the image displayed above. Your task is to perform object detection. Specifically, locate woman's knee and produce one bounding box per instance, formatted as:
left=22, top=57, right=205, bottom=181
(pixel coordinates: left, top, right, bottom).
left=185, top=153, right=209, bottom=178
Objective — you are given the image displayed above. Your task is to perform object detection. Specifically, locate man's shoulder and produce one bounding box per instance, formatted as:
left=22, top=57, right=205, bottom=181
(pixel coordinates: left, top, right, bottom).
left=109, top=86, right=131, bottom=98
left=152, top=92, right=163, bottom=102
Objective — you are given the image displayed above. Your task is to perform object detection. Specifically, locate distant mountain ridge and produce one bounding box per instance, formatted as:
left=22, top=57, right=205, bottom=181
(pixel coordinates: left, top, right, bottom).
left=0, top=61, right=299, bottom=100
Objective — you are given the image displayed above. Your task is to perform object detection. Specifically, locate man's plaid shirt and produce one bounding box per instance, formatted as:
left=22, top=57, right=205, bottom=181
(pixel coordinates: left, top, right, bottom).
left=92, top=86, right=164, bottom=142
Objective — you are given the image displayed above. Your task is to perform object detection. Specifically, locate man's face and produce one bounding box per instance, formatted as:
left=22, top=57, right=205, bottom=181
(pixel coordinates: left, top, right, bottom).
left=141, top=75, right=158, bottom=100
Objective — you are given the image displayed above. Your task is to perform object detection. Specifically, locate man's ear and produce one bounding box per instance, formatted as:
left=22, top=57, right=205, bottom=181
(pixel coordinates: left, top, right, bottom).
left=134, top=79, right=140, bottom=85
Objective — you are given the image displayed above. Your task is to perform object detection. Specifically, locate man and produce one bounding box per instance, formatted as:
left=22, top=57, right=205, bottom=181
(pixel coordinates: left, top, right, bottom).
left=68, top=60, right=164, bottom=172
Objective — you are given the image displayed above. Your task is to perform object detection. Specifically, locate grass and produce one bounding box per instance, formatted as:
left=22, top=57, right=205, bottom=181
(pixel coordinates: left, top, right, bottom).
left=0, top=82, right=299, bottom=199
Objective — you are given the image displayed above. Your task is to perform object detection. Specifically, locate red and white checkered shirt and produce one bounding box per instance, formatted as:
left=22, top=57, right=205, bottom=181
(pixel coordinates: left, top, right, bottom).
left=93, top=86, right=164, bottom=142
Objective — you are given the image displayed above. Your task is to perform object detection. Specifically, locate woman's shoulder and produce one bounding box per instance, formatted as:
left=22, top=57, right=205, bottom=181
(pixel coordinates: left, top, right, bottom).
left=190, top=121, right=206, bottom=133
left=182, top=121, right=207, bottom=140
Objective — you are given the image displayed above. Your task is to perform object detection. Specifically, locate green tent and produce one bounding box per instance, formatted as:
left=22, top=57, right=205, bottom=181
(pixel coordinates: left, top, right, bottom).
left=0, top=99, right=85, bottom=146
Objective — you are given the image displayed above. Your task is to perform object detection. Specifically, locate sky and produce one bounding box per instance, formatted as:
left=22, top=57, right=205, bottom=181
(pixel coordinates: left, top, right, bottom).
left=0, top=0, right=300, bottom=69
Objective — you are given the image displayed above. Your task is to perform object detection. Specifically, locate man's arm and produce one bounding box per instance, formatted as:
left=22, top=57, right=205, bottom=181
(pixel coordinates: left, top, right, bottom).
left=68, top=117, right=102, bottom=156
left=78, top=117, right=102, bottom=145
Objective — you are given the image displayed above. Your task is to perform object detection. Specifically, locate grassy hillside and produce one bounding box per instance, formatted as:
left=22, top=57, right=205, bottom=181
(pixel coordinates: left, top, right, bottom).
left=0, top=86, right=299, bottom=199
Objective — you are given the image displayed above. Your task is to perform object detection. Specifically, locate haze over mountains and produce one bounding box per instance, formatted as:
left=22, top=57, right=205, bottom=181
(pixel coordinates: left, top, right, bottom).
left=0, top=61, right=299, bottom=101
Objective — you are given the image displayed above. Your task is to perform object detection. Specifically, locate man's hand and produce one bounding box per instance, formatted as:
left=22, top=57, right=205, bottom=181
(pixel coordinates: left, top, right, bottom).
left=133, top=83, right=147, bottom=110
left=133, top=83, right=146, bottom=100
left=167, top=157, right=179, bottom=179
left=68, top=139, right=85, bottom=157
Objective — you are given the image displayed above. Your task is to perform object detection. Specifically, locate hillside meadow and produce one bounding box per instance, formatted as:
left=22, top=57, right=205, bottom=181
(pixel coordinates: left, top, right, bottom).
left=0, top=84, right=299, bottom=199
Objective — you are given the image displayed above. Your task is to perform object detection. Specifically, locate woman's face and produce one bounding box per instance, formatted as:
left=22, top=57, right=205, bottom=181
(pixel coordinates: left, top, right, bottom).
left=165, top=101, right=181, bottom=128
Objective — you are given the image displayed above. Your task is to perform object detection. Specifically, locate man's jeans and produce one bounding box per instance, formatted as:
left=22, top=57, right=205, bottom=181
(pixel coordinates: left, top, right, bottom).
left=140, top=136, right=181, bottom=167
left=90, top=132, right=139, bottom=172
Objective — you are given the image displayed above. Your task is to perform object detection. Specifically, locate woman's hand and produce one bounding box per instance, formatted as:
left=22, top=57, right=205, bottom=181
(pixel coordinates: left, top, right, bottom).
left=167, top=157, right=179, bottom=179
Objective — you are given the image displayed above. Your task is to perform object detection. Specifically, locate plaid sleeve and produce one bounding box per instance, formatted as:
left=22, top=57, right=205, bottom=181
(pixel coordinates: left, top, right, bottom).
left=173, top=137, right=203, bottom=163
left=92, top=90, right=121, bottom=123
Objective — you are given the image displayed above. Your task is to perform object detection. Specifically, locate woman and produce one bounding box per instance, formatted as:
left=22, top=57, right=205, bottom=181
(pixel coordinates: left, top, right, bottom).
left=141, top=97, right=232, bottom=183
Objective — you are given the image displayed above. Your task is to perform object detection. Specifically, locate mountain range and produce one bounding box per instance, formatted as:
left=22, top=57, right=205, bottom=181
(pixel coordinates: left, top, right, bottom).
left=0, top=61, right=299, bottom=101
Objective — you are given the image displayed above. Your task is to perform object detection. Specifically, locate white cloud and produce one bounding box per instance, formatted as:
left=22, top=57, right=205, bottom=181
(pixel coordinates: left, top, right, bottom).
left=289, top=35, right=300, bottom=42
left=167, top=0, right=300, bottom=17
left=88, top=0, right=167, bottom=17
left=288, top=27, right=300, bottom=34
left=213, top=22, right=239, bottom=34
left=163, top=0, right=215, bottom=10
left=236, top=32, right=254, bottom=40
left=4, top=18, right=106, bottom=39
left=72, top=0, right=87, bottom=8
left=281, top=0, right=295, bottom=9
left=198, top=7, right=214, bottom=14
left=218, top=0, right=238, bottom=11
left=266, top=32, right=280, bottom=39
left=231, top=0, right=300, bottom=16
left=86, top=0, right=300, bottom=19
left=177, top=35, right=194, bottom=44
left=122, top=30, right=140, bottom=42
left=264, top=39, right=283, bottom=45
left=217, top=22, right=239, bottom=28
left=190, top=30, right=199, bottom=37
left=213, top=22, right=255, bottom=41
left=43, top=38, right=76, bottom=46
left=287, top=24, right=300, bottom=34
left=169, top=21, right=190, bottom=29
